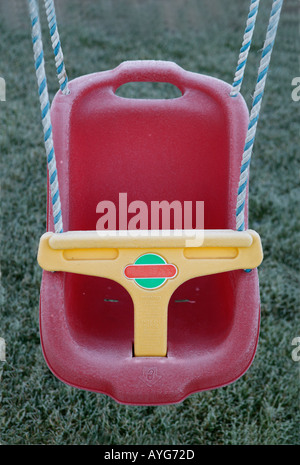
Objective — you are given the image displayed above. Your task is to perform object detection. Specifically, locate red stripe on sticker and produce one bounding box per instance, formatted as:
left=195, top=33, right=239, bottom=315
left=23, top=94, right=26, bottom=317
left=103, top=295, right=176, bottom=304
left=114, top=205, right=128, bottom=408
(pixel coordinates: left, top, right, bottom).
left=124, top=264, right=177, bottom=279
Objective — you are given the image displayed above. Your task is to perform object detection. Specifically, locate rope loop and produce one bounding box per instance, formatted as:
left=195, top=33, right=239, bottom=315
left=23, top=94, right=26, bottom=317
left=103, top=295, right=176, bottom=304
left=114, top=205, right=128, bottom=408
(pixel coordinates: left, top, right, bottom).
left=235, top=0, right=283, bottom=231
left=28, top=0, right=63, bottom=233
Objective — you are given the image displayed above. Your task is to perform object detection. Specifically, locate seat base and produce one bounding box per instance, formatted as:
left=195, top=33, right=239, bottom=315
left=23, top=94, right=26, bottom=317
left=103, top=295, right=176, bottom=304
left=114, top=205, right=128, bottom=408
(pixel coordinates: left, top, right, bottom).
left=40, top=267, right=260, bottom=405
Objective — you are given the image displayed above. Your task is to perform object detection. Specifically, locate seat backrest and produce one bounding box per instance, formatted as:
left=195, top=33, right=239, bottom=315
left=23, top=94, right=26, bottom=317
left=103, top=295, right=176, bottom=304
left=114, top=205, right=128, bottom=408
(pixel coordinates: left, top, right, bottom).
left=49, top=61, right=249, bottom=232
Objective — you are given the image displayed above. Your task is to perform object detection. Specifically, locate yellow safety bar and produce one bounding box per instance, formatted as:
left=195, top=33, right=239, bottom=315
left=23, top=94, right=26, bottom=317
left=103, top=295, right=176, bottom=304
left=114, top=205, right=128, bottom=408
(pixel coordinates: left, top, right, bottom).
left=38, top=229, right=263, bottom=357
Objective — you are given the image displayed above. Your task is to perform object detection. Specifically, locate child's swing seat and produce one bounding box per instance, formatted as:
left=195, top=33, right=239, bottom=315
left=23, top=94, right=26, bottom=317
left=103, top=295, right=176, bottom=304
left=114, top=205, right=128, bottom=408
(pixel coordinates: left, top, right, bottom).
left=37, top=60, right=263, bottom=405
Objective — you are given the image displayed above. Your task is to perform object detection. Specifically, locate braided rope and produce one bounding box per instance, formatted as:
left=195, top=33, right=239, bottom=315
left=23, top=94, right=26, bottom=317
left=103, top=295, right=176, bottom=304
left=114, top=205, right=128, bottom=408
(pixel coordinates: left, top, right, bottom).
left=28, top=0, right=63, bottom=233
left=43, top=0, right=70, bottom=95
left=231, top=0, right=261, bottom=97
left=236, top=0, right=283, bottom=231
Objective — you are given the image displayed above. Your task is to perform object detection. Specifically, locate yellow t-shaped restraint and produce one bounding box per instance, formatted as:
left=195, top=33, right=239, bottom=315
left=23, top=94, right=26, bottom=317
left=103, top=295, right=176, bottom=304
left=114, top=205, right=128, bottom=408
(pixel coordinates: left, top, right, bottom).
left=37, top=229, right=263, bottom=357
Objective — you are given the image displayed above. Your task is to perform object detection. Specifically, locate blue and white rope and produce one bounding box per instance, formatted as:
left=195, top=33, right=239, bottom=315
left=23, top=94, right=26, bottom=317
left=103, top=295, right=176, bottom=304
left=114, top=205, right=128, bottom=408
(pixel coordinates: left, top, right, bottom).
left=231, top=0, right=261, bottom=97
left=28, top=0, right=63, bottom=233
left=236, top=0, right=283, bottom=231
left=43, top=0, right=70, bottom=95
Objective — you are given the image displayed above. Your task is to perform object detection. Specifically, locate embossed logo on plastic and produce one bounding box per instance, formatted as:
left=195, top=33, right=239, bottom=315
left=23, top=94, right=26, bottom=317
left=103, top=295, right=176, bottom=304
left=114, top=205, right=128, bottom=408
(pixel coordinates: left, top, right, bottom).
left=139, top=367, right=162, bottom=387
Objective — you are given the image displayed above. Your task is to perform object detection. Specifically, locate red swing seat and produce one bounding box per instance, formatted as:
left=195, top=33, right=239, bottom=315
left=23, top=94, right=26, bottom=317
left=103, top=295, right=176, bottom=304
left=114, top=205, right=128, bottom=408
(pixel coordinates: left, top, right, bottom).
left=40, top=61, right=261, bottom=405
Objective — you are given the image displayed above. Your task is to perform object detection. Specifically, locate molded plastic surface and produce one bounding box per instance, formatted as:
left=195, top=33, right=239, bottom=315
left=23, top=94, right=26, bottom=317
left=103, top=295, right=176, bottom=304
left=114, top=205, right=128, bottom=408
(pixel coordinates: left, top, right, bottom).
left=40, top=61, right=260, bottom=404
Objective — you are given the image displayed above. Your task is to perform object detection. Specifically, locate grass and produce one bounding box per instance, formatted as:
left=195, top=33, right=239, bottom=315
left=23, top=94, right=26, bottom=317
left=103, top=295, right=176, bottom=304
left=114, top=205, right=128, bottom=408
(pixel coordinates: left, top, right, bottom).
left=0, top=0, right=299, bottom=445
